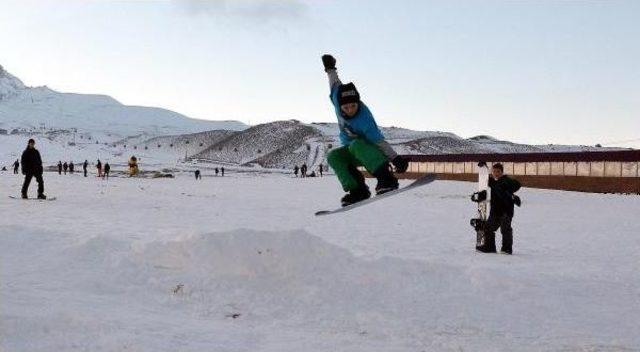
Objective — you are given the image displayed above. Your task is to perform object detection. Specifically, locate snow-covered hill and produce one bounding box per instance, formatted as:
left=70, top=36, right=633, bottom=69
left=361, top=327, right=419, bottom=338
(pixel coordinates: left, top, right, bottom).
left=0, top=65, right=246, bottom=137
left=193, top=120, right=322, bottom=168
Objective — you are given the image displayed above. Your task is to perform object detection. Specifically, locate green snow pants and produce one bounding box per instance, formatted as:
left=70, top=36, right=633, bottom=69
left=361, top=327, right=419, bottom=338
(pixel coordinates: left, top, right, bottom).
left=327, top=139, right=388, bottom=192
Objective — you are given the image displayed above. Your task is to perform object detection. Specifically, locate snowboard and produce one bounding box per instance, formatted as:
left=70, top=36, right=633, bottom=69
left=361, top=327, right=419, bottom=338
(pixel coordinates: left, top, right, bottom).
left=315, top=173, right=437, bottom=216
left=470, top=162, right=490, bottom=248
left=9, top=196, right=56, bottom=201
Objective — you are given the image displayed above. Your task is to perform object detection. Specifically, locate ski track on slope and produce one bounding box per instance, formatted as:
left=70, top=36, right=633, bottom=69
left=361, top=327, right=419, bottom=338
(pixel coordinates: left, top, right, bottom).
left=1, top=173, right=639, bottom=351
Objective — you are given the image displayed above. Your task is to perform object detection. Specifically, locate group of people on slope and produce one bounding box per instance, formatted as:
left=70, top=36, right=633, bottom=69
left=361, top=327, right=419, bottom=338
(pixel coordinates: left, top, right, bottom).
left=193, top=167, right=225, bottom=180
left=10, top=54, right=522, bottom=254
left=293, top=164, right=324, bottom=178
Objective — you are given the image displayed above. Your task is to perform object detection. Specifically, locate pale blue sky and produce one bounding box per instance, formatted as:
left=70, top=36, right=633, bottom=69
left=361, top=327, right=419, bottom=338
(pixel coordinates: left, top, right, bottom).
left=1, top=0, right=638, bottom=147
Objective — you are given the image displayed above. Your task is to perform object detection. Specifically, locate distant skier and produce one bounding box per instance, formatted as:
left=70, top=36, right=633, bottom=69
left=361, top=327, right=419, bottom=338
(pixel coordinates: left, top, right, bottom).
left=128, top=156, right=139, bottom=177
left=476, top=163, right=521, bottom=254
left=221, top=167, right=225, bottom=176
left=300, top=164, right=307, bottom=178
left=69, top=161, right=74, bottom=174
left=215, top=167, right=219, bottom=176
left=63, top=162, right=68, bottom=175
left=83, top=160, right=88, bottom=177
left=96, top=159, right=102, bottom=178
left=294, top=165, right=299, bottom=177
left=57, top=161, right=62, bottom=175
left=104, top=163, right=110, bottom=179
left=195, top=169, right=201, bottom=180
left=13, top=159, right=19, bottom=174
left=20, top=138, right=46, bottom=199
left=321, top=54, right=408, bottom=206
left=318, top=164, right=323, bottom=177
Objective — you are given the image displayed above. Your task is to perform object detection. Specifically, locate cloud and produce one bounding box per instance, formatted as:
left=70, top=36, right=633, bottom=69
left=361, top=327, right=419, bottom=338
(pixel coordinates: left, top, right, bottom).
left=174, top=0, right=308, bottom=22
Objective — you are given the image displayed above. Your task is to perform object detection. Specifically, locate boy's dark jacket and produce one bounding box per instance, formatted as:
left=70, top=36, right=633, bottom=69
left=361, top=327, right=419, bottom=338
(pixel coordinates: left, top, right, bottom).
left=489, top=175, right=521, bottom=216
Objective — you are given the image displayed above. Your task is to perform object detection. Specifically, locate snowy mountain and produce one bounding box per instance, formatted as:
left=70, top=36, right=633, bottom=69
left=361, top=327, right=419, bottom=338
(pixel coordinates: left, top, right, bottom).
left=0, top=65, right=246, bottom=137
left=0, top=65, right=26, bottom=102
left=1, top=65, right=627, bottom=170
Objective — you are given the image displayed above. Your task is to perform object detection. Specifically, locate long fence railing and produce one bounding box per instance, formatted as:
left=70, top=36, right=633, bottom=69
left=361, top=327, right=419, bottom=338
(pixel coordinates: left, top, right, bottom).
left=395, top=150, right=640, bottom=193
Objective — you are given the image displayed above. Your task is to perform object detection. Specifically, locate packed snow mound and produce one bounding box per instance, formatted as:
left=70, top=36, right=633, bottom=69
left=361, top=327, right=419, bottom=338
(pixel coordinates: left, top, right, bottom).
left=63, top=229, right=472, bottom=335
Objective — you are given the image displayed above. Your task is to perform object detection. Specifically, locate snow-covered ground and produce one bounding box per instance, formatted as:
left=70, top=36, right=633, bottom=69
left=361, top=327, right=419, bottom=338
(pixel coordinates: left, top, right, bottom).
left=1, top=172, right=638, bottom=351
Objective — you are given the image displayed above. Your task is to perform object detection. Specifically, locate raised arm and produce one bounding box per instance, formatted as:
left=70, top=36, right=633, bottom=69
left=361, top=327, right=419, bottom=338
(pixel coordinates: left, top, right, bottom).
left=322, top=54, right=341, bottom=90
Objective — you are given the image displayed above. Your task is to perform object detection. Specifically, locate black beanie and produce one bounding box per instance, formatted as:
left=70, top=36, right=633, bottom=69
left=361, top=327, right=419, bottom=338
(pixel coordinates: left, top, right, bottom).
left=28, top=138, right=35, bottom=144
left=337, top=82, right=360, bottom=106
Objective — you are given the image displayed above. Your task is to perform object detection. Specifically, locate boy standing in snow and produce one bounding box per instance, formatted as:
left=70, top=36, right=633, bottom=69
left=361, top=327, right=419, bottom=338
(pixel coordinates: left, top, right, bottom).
left=20, top=138, right=46, bottom=199
left=321, top=54, right=408, bottom=206
left=476, top=163, right=521, bottom=254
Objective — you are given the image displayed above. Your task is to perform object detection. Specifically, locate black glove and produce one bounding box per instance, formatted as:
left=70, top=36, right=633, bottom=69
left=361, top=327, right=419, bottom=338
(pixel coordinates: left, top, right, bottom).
left=392, top=156, right=408, bottom=173
left=513, top=195, right=521, bottom=207
left=322, top=54, right=336, bottom=71
left=471, top=190, right=487, bottom=203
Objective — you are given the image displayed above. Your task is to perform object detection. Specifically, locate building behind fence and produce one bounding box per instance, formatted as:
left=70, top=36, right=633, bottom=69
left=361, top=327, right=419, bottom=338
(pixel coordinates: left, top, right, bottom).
left=396, top=150, right=640, bottom=194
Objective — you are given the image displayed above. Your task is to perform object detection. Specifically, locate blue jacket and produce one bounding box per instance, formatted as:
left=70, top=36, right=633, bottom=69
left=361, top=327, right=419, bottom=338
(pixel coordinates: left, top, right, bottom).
left=330, top=85, right=385, bottom=146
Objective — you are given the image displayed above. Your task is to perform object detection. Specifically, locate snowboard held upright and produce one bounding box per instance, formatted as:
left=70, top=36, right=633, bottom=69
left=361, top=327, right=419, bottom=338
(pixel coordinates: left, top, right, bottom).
left=470, top=162, right=492, bottom=251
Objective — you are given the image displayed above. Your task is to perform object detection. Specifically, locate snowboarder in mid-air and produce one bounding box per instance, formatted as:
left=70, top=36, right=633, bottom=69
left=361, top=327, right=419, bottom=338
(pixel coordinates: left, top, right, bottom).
left=321, top=54, right=408, bottom=206
left=13, top=159, right=19, bottom=174
left=476, top=163, right=521, bottom=254
left=20, top=138, right=46, bottom=199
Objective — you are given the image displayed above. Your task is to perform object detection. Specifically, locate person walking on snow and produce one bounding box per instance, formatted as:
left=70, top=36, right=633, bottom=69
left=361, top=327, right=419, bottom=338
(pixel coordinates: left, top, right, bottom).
left=300, top=164, right=307, bottom=178
left=476, top=163, right=521, bottom=255
left=63, top=162, right=68, bottom=175
left=294, top=165, right=299, bottom=177
left=104, top=162, right=110, bottom=179
left=57, top=161, right=62, bottom=175
left=96, top=159, right=102, bottom=178
left=195, top=169, right=201, bottom=180
left=221, top=167, right=225, bottom=177
left=319, top=164, right=324, bottom=177
left=13, top=159, right=19, bottom=174
left=20, top=139, right=46, bottom=199
left=215, top=167, right=219, bottom=176
left=69, top=162, right=74, bottom=174
left=83, top=160, right=88, bottom=177
left=321, top=54, right=408, bottom=206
